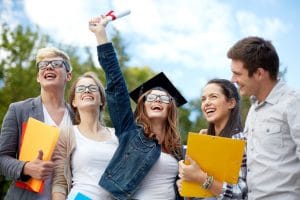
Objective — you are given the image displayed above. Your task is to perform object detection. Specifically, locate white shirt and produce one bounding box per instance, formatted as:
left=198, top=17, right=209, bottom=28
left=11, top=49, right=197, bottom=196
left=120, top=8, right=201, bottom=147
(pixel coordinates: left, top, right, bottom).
left=67, top=126, right=118, bottom=200
left=37, top=104, right=72, bottom=200
left=132, top=152, right=178, bottom=200
left=245, top=80, right=300, bottom=200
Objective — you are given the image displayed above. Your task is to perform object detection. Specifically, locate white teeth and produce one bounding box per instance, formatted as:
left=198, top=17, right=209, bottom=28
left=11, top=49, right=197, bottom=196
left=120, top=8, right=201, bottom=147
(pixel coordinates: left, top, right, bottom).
left=205, top=108, right=215, bottom=114
left=44, top=73, right=56, bottom=79
left=82, top=96, right=94, bottom=100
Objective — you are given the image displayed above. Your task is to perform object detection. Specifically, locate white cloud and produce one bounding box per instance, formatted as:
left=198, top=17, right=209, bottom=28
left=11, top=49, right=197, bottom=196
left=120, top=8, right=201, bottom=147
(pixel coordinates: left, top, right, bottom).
left=236, top=11, right=288, bottom=38
left=22, top=0, right=290, bottom=100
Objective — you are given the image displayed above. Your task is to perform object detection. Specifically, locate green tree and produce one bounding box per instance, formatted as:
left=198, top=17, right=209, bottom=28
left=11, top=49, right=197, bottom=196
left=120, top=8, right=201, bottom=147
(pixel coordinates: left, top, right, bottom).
left=0, top=23, right=159, bottom=197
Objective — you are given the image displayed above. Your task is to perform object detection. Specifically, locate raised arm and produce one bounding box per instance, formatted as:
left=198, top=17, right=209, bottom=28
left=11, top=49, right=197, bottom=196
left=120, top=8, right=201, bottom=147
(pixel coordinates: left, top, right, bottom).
left=89, top=16, right=136, bottom=137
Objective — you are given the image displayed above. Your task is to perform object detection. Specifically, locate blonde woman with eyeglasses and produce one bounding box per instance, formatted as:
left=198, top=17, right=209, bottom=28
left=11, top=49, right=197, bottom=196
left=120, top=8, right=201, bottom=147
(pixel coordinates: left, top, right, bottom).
left=52, top=72, right=117, bottom=200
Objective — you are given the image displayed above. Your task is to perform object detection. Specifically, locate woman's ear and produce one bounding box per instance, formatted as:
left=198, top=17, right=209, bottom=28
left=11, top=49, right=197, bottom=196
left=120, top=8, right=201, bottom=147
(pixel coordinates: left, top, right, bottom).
left=228, top=98, right=237, bottom=110
left=72, top=99, right=77, bottom=108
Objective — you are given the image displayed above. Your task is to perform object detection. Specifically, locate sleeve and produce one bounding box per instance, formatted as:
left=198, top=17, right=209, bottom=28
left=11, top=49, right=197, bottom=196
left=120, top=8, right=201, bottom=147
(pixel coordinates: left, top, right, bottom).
left=287, top=94, right=300, bottom=160
left=52, top=127, right=70, bottom=196
left=0, top=103, right=27, bottom=180
left=97, top=43, right=136, bottom=138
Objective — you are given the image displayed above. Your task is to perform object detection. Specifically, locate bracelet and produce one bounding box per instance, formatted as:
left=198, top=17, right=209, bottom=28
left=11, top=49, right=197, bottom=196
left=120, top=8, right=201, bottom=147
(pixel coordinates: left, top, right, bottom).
left=202, top=174, right=214, bottom=190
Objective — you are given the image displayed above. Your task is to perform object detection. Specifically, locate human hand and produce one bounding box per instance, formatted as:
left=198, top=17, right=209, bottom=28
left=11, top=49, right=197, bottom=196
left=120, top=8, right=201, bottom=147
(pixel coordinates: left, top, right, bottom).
left=199, top=129, right=208, bottom=134
left=23, top=150, right=54, bottom=180
left=176, top=178, right=182, bottom=193
left=89, top=16, right=109, bottom=45
left=178, top=155, right=207, bottom=184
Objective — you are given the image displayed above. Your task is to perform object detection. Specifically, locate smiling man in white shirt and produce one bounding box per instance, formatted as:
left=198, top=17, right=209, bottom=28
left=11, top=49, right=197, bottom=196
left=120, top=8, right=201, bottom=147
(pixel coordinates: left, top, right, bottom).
left=227, top=36, right=300, bottom=200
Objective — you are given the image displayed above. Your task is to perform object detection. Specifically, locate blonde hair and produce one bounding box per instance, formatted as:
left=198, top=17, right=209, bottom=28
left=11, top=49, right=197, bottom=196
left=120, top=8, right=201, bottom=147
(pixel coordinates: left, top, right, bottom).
left=36, top=47, right=72, bottom=72
left=69, top=72, right=106, bottom=125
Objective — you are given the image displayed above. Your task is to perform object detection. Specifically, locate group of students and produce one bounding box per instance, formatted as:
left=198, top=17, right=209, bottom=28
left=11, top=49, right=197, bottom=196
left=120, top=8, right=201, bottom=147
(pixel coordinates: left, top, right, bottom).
left=0, top=15, right=299, bottom=200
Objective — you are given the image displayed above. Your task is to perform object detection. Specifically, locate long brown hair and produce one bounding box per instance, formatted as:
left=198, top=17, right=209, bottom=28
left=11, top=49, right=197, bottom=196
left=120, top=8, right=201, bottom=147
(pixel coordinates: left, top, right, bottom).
left=134, top=88, right=182, bottom=160
left=68, top=72, right=106, bottom=125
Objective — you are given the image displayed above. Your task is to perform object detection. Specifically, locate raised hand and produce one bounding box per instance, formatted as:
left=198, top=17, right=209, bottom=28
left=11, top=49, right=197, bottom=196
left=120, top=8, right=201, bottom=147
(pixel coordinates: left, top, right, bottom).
left=89, top=15, right=109, bottom=45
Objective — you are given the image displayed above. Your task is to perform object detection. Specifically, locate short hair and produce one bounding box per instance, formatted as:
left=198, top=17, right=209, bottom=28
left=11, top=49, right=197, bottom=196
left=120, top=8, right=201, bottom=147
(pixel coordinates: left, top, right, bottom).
left=68, top=72, right=106, bottom=125
left=227, top=36, right=279, bottom=80
left=36, top=47, right=72, bottom=72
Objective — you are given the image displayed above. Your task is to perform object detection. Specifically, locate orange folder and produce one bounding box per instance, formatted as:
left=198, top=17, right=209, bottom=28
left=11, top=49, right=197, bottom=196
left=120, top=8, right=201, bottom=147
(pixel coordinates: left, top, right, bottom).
left=17, top=117, right=60, bottom=193
left=181, top=132, right=245, bottom=198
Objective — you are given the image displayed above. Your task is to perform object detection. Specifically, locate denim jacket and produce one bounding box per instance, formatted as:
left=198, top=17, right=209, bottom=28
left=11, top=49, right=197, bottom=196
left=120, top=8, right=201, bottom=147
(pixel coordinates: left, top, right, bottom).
left=97, top=43, right=182, bottom=200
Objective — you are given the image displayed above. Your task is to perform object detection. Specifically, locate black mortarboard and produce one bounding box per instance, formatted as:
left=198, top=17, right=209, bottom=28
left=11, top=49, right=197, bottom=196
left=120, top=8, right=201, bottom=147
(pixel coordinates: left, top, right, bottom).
left=129, top=72, right=187, bottom=107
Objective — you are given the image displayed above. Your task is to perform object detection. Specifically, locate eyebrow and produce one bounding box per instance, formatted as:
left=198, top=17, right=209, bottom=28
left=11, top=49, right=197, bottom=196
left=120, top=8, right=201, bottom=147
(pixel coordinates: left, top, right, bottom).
left=202, top=92, right=221, bottom=97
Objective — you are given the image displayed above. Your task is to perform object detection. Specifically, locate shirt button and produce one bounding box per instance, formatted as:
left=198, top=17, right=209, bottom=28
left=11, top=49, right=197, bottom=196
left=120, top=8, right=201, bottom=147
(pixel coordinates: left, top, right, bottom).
left=266, top=128, right=270, bottom=132
left=251, top=128, right=254, bottom=132
left=247, top=168, right=250, bottom=172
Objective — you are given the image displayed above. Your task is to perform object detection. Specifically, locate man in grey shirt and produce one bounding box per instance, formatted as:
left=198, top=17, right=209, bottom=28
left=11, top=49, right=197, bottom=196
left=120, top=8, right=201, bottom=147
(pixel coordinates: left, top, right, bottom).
left=227, top=36, right=300, bottom=200
left=0, top=47, right=73, bottom=199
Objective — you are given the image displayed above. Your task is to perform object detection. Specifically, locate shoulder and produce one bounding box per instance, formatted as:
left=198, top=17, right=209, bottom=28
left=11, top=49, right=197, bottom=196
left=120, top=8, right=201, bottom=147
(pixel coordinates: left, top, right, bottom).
left=59, top=125, right=76, bottom=140
left=9, top=96, right=40, bottom=109
left=232, top=132, right=247, bottom=140
left=106, top=127, right=115, bottom=134
left=105, top=127, right=119, bottom=142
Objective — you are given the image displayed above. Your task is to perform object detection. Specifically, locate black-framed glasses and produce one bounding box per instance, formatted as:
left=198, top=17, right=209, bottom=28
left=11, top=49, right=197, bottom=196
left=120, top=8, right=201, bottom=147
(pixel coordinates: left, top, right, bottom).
left=37, top=60, right=67, bottom=71
left=75, top=84, right=99, bottom=93
left=145, top=94, right=172, bottom=104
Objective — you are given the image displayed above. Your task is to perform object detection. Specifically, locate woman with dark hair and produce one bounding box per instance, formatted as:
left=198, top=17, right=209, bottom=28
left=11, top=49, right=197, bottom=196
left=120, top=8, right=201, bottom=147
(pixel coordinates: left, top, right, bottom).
left=88, top=16, right=187, bottom=199
left=178, top=79, right=247, bottom=200
left=205, top=79, right=243, bottom=138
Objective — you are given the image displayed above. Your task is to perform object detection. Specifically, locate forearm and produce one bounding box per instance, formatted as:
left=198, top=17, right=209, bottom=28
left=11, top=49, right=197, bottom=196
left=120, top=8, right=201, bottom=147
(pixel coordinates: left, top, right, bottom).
left=97, top=43, right=135, bottom=134
left=52, top=192, right=66, bottom=200
left=52, top=131, right=69, bottom=196
left=95, top=31, right=109, bottom=45
left=0, top=155, right=26, bottom=180
left=0, top=104, right=25, bottom=180
left=194, top=173, right=223, bottom=196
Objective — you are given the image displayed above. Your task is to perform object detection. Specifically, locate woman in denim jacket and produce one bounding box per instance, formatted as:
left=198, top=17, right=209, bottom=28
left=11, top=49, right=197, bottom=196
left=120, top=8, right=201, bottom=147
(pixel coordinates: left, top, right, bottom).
left=89, top=16, right=187, bottom=200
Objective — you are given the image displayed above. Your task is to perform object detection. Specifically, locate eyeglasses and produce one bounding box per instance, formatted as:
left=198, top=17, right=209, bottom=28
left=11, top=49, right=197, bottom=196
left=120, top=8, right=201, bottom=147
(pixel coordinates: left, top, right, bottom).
left=75, top=84, right=99, bottom=93
left=37, top=60, right=67, bottom=71
left=145, top=94, right=172, bottom=104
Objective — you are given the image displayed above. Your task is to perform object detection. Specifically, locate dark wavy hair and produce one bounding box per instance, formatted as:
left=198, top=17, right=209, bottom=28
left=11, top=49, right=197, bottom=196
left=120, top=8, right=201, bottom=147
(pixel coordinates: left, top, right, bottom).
left=205, top=79, right=243, bottom=138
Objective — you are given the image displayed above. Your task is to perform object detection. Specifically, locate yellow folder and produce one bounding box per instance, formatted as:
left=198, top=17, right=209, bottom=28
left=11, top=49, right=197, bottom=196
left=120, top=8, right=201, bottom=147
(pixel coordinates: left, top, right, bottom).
left=181, top=132, right=245, bottom=197
left=18, top=117, right=60, bottom=192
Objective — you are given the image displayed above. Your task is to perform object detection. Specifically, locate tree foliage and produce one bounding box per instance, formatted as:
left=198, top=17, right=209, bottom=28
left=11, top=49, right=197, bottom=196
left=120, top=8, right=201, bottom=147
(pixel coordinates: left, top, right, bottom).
left=0, top=21, right=251, bottom=197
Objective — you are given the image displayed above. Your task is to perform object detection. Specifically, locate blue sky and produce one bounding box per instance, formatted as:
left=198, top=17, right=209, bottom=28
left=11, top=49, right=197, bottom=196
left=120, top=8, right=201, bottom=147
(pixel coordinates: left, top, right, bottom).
left=1, top=0, right=299, bottom=101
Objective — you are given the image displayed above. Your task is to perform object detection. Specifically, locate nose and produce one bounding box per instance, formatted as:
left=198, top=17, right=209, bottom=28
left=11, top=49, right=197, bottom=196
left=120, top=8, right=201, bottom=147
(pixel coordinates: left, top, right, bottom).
left=203, top=99, right=211, bottom=106
left=83, top=87, right=91, bottom=93
left=154, top=96, right=161, bottom=102
left=45, top=63, right=54, bottom=70
left=231, top=74, right=237, bottom=83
